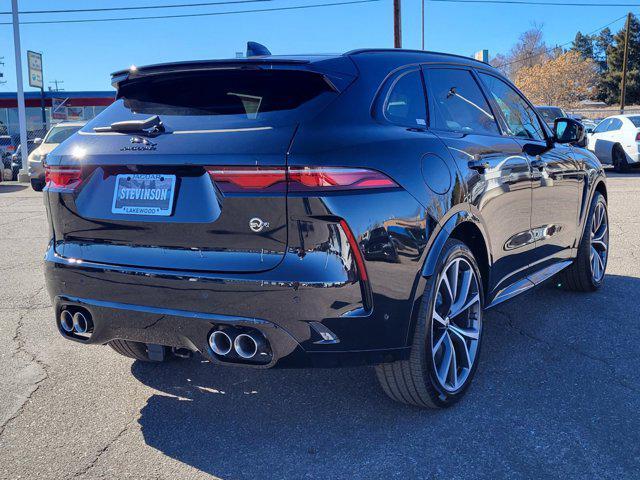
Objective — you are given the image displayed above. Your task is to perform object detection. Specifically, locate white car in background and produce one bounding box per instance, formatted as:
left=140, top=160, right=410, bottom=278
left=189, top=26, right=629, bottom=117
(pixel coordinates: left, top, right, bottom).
left=28, top=121, right=86, bottom=191
left=587, top=115, right=640, bottom=172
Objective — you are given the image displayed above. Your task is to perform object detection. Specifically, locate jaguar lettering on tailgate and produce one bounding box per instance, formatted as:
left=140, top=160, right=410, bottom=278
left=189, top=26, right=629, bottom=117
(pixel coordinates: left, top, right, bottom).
left=111, top=174, right=176, bottom=216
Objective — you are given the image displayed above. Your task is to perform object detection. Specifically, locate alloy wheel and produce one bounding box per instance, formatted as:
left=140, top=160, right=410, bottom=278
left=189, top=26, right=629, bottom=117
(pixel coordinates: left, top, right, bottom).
left=590, top=202, right=608, bottom=283
left=431, top=257, right=482, bottom=392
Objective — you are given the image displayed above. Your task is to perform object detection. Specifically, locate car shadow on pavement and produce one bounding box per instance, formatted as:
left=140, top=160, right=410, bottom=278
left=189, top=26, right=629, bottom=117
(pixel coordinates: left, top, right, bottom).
left=0, top=184, right=28, bottom=193
left=132, top=274, right=640, bottom=479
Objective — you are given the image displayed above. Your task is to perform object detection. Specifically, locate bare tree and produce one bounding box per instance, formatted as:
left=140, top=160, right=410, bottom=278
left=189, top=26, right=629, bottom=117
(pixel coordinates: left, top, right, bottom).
left=493, top=25, right=549, bottom=79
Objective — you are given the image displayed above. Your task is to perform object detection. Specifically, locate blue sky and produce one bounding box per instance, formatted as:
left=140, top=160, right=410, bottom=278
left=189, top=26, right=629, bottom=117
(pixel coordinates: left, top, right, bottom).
left=0, top=0, right=635, bottom=93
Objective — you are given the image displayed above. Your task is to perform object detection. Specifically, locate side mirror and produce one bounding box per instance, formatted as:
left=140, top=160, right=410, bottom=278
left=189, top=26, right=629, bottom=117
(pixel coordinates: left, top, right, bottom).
left=33, top=137, right=42, bottom=145
left=554, top=117, right=586, bottom=147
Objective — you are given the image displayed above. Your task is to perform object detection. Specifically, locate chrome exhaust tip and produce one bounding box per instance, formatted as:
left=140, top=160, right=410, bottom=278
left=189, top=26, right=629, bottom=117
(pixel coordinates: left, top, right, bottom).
left=72, top=311, right=91, bottom=334
left=60, top=310, right=74, bottom=333
left=209, top=330, right=233, bottom=356
left=234, top=333, right=259, bottom=359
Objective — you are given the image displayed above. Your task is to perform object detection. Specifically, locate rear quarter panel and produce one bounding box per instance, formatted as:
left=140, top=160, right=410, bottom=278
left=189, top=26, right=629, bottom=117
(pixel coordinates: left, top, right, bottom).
left=289, top=56, right=465, bottom=348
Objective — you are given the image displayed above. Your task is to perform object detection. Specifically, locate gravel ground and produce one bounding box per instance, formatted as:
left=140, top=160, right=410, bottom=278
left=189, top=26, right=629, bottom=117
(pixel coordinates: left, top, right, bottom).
left=0, top=173, right=639, bottom=480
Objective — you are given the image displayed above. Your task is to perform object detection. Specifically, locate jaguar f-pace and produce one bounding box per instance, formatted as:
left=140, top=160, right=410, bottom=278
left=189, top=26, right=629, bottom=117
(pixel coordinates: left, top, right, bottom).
left=44, top=45, right=608, bottom=408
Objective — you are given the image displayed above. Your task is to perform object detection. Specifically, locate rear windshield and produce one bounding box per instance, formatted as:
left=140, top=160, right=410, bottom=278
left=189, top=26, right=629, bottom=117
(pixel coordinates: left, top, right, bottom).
left=536, top=107, right=565, bottom=123
left=0, top=137, right=11, bottom=146
left=45, top=125, right=82, bottom=144
left=629, top=116, right=640, bottom=127
left=85, top=69, right=337, bottom=131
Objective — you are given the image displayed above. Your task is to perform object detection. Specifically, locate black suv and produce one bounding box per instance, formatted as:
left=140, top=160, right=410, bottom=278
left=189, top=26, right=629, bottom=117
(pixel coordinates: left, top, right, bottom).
left=44, top=47, right=608, bottom=408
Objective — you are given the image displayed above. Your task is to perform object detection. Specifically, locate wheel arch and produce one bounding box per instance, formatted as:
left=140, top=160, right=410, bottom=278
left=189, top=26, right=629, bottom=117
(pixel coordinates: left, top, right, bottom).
left=404, top=211, right=491, bottom=346
left=594, top=178, right=607, bottom=202
left=576, top=173, right=608, bottom=248
left=421, top=212, right=491, bottom=291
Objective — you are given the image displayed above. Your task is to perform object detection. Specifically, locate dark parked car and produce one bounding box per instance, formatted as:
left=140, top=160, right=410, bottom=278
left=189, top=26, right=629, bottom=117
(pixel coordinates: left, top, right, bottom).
left=0, top=134, right=16, bottom=161
left=536, top=105, right=568, bottom=128
left=8, top=140, right=38, bottom=180
left=44, top=46, right=608, bottom=408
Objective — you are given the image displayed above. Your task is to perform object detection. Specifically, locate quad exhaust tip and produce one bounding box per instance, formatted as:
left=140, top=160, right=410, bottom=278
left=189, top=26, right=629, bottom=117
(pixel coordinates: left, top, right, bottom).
left=60, top=310, right=74, bottom=333
left=208, top=329, right=267, bottom=361
left=209, top=330, right=233, bottom=356
left=234, top=333, right=258, bottom=359
left=73, top=311, right=90, bottom=334
left=59, top=307, right=93, bottom=336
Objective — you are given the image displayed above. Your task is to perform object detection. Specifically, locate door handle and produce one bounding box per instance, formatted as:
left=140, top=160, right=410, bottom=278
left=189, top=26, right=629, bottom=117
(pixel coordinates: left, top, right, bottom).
left=531, top=155, right=547, bottom=170
left=468, top=155, right=490, bottom=173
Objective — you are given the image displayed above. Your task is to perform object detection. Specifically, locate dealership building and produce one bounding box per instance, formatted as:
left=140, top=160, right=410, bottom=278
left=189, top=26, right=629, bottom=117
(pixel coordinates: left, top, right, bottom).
left=0, top=90, right=115, bottom=138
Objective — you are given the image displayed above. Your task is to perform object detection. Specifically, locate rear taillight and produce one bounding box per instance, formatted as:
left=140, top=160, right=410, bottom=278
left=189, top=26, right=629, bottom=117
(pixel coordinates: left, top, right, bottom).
left=287, top=167, right=397, bottom=191
left=45, top=166, right=82, bottom=191
left=207, top=167, right=286, bottom=192
left=208, top=166, right=398, bottom=193
left=636, top=131, right=640, bottom=142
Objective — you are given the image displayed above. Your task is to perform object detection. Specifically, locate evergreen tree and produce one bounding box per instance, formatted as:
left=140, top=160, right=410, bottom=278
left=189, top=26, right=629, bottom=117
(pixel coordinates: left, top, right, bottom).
left=597, top=15, right=640, bottom=105
left=571, top=32, right=595, bottom=60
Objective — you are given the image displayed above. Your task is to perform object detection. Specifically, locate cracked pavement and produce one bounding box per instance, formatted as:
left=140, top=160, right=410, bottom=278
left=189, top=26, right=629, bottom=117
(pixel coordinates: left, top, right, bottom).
left=1, top=173, right=639, bottom=479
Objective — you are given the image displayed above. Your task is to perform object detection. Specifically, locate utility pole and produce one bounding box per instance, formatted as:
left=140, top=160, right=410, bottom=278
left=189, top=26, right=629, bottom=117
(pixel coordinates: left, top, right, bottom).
left=11, top=0, right=29, bottom=182
left=421, top=0, right=425, bottom=50
left=49, top=79, right=64, bottom=92
left=620, top=12, right=632, bottom=114
left=393, top=0, right=402, bottom=48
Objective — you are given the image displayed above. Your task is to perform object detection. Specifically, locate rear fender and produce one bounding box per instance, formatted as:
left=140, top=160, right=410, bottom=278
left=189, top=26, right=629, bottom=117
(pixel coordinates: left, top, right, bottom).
left=421, top=211, right=489, bottom=278
left=403, top=211, right=490, bottom=346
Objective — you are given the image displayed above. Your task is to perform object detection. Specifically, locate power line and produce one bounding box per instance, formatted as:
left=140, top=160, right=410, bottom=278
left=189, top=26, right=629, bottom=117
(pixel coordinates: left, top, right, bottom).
left=0, top=0, right=271, bottom=16
left=0, top=0, right=380, bottom=25
left=429, top=0, right=640, bottom=6
left=495, top=14, right=628, bottom=69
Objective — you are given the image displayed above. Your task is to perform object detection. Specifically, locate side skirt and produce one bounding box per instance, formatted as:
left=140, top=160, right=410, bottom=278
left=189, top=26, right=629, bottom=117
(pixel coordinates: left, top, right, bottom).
left=486, top=260, right=573, bottom=309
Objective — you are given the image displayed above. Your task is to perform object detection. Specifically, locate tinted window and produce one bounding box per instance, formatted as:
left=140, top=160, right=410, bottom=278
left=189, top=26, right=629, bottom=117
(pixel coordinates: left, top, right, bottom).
left=609, top=118, right=623, bottom=131
left=88, top=69, right=336, bottom=131
left=629, top=116, right=640, bottom=127
left=427, top=69, right=499, bottom=135
left=593, top=119, right=611, bottom=134
left=44, top=126, right=82, bottom=144
left=383, top=70, right=427, bottom=127
left=0, top=137, right=11, bottom=146
left=479, top=73, right=545, bottom=141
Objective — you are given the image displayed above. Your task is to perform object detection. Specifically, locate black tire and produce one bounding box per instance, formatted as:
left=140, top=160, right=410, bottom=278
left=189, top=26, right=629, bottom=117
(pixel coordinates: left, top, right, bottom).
left=30, top=178, right=44, bottom=191
left=375, top=239, right=485, bottom=408
left=559, top=192, right=608, bottom=292
left=108, top=339, right=167, bottom=362
left=612, top=144, right=629, bottom=173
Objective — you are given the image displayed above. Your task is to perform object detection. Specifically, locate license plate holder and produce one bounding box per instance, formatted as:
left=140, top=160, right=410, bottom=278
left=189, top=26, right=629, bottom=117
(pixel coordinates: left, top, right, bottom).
left=111, top=174, right=176, bottom=216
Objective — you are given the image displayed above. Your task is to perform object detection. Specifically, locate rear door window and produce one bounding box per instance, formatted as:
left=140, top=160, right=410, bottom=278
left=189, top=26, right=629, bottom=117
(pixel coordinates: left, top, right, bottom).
left=425, top=68, right=500, bottom=136
left=608, top=118, right=623, bottom=131
left=593, top=119, right=611, bottom=134
left=629, top=116, right=640, bottom=127
left=383, top=70, right=427, bottom=128
left=478, top=72, right=545, bottom=141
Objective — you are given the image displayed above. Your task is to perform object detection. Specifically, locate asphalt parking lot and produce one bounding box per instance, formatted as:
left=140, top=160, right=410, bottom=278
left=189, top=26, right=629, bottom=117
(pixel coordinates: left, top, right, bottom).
left=0, top=173, right=639, bottom=480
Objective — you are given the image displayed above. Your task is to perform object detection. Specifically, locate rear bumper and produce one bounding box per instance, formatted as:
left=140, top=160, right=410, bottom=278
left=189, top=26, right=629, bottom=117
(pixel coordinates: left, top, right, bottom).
left=45, top=245, right=410, bottom=368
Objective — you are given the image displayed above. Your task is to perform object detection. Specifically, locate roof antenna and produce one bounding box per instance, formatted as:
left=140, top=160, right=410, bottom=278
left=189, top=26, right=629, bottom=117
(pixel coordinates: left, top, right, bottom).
left=246, top=41, right=271, bottom=57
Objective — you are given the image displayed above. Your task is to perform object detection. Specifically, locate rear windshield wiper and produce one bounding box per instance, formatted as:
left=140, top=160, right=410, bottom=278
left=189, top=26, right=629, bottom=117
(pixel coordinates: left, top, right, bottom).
left=94, top=115, right=165, bottom=134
